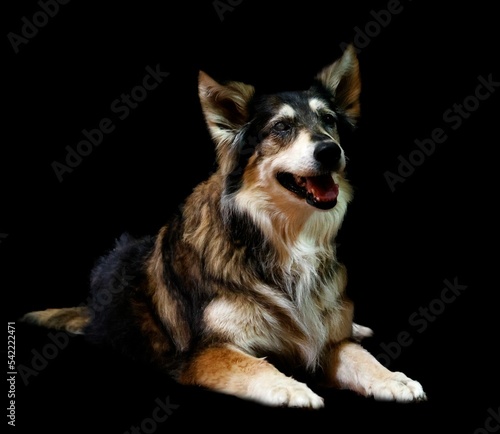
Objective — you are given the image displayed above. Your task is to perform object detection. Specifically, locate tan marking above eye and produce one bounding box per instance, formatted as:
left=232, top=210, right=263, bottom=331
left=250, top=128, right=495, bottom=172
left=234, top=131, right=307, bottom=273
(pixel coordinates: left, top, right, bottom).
left=309, top=98, right=328, bottom=112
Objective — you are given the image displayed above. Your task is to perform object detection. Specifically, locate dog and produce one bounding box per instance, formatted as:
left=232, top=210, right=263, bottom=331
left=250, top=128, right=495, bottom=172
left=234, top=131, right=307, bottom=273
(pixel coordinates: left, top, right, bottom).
left=21, top=44, right=426, bottom=408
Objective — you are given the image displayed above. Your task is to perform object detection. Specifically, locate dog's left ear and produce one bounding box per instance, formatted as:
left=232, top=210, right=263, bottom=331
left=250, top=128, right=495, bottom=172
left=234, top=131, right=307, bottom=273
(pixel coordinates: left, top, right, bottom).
left=315, top=44, right=361, bottom=125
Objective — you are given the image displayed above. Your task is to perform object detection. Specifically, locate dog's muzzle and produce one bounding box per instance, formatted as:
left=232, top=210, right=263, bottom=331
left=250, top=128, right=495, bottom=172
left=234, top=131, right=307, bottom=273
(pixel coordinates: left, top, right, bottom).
left=276, top=140, right=343, bottom=210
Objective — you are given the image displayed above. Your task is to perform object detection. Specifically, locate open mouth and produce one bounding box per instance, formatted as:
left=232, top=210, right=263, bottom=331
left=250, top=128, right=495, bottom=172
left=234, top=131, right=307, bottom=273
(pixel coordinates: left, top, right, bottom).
left=276, top=172, right=339, bottom=210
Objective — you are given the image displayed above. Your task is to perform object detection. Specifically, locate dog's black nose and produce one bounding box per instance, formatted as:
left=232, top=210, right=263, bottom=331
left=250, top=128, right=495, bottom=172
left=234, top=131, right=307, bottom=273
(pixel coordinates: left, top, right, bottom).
left=314, top=141, right=342, bottom=169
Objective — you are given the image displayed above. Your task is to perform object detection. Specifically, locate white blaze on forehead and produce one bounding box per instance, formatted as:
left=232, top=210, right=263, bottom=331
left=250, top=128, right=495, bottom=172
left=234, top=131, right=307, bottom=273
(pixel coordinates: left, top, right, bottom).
left=270, top=130, right=317, bottom=174
left=309, top=98, right=328, bottom=112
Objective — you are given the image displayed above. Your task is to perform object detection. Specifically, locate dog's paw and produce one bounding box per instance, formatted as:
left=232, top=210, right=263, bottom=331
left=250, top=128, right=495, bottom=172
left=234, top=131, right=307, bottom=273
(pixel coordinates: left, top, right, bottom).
left=267, top=379, right=325, bottom=409
left=352, top=323, right=374, bottom=341
left=250, top=376, right=324, bottom=409
left=369, top=371, right=427, bottom=403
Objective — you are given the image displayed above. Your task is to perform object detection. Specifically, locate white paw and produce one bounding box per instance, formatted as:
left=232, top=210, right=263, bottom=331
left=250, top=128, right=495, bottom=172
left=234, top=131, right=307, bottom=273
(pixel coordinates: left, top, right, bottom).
left=369, top=371, right=427, bottom=402
left=352, top=323, right=374, bottom=341
left=250, top=376, right=324, bottom=409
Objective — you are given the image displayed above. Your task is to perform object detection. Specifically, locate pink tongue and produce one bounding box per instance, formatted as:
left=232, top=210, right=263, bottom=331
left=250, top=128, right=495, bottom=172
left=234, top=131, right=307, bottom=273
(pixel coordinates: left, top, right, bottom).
left=305, top=175, right=339, bottom=202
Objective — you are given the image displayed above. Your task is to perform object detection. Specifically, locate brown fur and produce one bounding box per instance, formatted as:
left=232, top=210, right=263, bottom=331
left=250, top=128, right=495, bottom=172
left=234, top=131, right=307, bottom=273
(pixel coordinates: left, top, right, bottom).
left=21, top=45, right=426, bottom=408
left=146, top=225, right=191, bottom=351
left=22, top=307, right=90, bottom=335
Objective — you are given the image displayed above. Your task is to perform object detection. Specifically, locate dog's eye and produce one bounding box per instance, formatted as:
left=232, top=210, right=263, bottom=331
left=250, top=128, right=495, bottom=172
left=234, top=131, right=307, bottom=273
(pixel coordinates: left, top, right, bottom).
left=273, top=121, right=291, bottom=133
left=322, top=113, right=337, bottom=126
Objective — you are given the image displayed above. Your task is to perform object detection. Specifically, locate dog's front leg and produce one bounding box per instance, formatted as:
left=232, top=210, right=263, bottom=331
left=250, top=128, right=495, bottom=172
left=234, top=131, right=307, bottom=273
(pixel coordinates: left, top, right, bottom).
left=325, top=340, right=427, bottom=402
left=178, top=345, right=324, bottom=408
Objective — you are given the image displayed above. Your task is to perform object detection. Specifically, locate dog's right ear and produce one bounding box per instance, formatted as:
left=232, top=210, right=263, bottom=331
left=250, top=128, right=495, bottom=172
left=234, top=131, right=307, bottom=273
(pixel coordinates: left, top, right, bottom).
left=198, top=71, right=255, bottom=151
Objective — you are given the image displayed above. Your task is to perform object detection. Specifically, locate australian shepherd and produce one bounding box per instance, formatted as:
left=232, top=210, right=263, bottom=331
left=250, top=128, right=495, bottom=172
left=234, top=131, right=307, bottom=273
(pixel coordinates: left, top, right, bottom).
left=22, top=45, right=426, bottom=408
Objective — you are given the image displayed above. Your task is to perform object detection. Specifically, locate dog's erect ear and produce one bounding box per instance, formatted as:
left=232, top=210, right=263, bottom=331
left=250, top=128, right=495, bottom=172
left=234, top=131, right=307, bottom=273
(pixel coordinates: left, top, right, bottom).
left=198, top=71, right=255, bottom=150
left=315, top=44, right=361, bottom=125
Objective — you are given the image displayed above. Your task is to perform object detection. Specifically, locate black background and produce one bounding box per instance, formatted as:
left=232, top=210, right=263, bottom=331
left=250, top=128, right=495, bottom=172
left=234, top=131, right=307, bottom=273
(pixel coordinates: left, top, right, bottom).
left=3, top=0, right=499, bottom=433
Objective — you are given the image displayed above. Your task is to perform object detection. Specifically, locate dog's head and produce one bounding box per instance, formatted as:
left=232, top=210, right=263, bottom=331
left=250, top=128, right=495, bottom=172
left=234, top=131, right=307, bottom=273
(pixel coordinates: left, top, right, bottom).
left=198, top=45, right=360, bottom=218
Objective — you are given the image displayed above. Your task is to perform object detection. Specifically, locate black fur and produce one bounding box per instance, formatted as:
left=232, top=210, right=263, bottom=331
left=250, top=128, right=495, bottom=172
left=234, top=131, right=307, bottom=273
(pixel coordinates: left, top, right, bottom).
left=83, top=234, right=157, bottom=359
